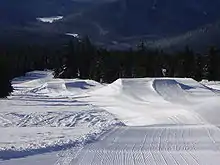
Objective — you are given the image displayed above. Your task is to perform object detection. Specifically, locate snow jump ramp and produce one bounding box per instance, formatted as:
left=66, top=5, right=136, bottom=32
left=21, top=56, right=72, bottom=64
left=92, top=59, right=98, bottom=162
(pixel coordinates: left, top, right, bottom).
left=85, top=77, right=219, bottom=126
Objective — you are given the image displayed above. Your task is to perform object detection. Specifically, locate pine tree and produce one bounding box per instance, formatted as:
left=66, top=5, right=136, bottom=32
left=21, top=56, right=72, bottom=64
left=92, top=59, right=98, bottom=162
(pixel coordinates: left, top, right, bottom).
left=0, top=55, right=13, bottom=98
left=207, top=46, right=219, bottom=81
left=194, top=54, right=203, bottom=81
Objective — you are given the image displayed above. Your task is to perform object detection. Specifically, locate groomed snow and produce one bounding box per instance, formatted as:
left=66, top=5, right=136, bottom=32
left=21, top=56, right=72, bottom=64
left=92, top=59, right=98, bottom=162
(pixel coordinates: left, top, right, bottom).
left=1, top=71, right=220, bottom=164
left=79, top=77, right=220, bottom=126
left=0, top=71, right=121, bottom=160
left=71, top=125, right=220, bottom=165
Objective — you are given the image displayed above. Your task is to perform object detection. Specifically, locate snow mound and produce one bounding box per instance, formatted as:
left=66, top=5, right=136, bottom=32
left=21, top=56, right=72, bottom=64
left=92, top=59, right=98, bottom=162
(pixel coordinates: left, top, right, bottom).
left=27, top=79, right=102, bottom=97
left=90, top=78, right=166, bottom=103
left=12, top=71, right=103, bottom=97
left=90, top=77, right=217, bottom=103
left=153, top=78, right=217, bottom=103
left=153, top=79, right=190, bottom=103
left=82, top=78, right=220, bottom=126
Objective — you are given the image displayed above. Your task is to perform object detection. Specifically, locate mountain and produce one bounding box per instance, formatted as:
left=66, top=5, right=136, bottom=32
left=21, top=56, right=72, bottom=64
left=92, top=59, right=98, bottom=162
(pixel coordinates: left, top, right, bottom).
left=0, top=0, right=97, bottom=26
left=60, top=0, right=220, bottom=37
left=2, top=0, right=220, bottom=51
left=147, top=21, right=220, bottom=52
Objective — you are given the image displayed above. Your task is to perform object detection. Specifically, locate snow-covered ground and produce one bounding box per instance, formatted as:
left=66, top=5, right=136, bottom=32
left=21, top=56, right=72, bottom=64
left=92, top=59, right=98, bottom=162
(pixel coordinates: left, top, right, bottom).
left=0, top=71, right=121, bottom=161
left=1, top=71, right=220, bottom=164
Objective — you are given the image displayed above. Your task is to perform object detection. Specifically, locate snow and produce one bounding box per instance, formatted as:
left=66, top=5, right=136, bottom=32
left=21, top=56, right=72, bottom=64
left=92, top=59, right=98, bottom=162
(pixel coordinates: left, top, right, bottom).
left=65, top=33, right=79, bottom=38
left=1, top=71, right=220, bottom=164
left=0, top=71, right=121, bottom=160
left=71, top=125, right=220, bottom=165
left=201, top=80, right=220, bottom=90
left=36, top=16, right=63, bottom=23
left=80, top=78, right=220, bottom=126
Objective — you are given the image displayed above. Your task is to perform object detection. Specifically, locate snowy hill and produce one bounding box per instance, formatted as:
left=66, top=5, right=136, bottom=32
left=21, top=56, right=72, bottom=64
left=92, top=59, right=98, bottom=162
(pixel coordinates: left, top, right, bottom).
left=1, top=71, right=220, bottom=164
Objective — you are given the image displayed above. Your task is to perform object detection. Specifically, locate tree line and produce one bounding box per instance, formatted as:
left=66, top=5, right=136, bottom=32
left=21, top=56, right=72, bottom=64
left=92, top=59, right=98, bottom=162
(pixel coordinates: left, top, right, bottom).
left=0, top=37, right=220, bottom=98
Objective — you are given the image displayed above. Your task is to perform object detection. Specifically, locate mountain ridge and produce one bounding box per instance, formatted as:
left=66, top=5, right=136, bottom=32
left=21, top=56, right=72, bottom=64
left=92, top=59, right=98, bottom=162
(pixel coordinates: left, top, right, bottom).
left=2, top=0, right=220, bottom=51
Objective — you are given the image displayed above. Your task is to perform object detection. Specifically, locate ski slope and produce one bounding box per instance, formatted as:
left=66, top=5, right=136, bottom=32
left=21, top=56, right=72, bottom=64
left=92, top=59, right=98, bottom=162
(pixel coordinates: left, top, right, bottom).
left=1, top=71, right=220, bottom=164
left=0, top=71, right=121, bottom=161
left=71, top=126, right=220, bottom=165
left=81, top=78, right=220, bottom=126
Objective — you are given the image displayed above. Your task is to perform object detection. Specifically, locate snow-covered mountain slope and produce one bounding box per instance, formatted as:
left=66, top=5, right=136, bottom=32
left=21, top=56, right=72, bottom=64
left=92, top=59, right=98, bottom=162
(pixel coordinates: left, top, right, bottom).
left=1, top=71, right=220, bottom=164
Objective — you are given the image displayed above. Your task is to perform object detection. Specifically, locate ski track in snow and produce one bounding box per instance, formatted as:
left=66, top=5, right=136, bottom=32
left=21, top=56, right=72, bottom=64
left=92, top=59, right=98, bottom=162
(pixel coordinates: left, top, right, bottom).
left=70, top=126, right=220, bottom=165
left=1, top=71, right=220, bottom=164
left=0, top=71, right=122, bottom=160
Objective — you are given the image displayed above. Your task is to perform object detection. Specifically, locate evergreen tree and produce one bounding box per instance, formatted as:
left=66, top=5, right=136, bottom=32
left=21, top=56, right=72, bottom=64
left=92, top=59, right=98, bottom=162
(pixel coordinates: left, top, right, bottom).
left=194, top=54, right=203, bottom=81
left=0, top=55, right=13, bottom=97
left=1, top=36, right=220, bottom=99
left=207, top=46, right=219, bottom=81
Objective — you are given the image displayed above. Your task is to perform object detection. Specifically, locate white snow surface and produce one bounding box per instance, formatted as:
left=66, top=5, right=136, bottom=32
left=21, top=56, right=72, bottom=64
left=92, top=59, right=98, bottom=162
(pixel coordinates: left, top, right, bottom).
left=1, top=71, right=220, bottom=164
left=0, top=71, right=121, bottom=160
left=36, top=16, right=63, bottom=23
left=201, top=80, right=220, bottom=90
left=80, top=78, right=220, bottom=126
left=65, top=33, right=79, bottom=38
